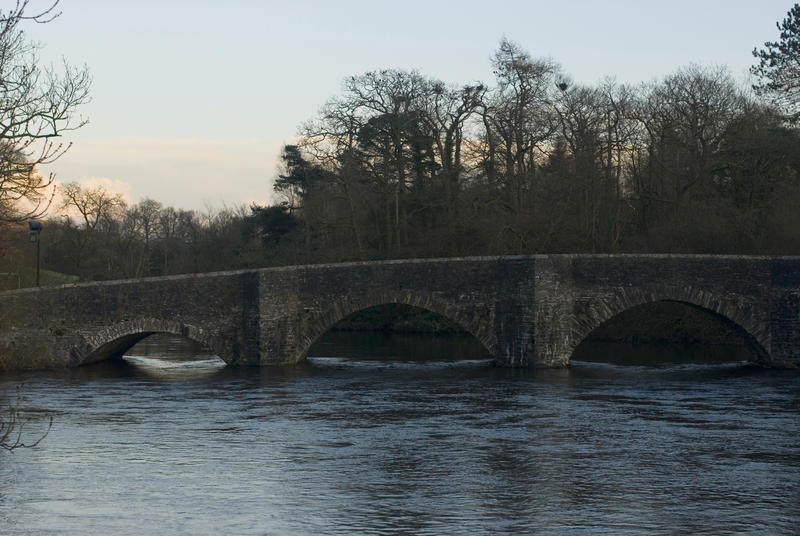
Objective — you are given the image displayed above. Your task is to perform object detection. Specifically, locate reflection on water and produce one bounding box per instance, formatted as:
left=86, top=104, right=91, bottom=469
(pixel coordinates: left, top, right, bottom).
left=120, top=333, right=226, bottom=380
left=1, top=333, right=798, bottom=535
left=574, top=340, right=756, bottom=366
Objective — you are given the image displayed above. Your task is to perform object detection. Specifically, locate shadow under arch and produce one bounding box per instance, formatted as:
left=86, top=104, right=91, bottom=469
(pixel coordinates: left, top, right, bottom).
left=75, top=318, right=226, bottom=366
left=569, top=298, right=770, bottom=365
left=294, top=293, right=498, bottom=364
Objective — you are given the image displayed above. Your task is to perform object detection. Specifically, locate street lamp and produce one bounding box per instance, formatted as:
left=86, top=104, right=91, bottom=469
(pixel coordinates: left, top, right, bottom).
left=28, top=220, right=43, bottom=287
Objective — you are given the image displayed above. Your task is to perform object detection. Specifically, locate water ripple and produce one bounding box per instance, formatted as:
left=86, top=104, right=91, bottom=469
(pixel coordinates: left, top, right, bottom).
left=1, top=347, right=798, bottom=535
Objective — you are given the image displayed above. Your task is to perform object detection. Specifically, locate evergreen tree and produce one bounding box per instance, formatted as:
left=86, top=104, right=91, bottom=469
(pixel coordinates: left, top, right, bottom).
left=752, top=4, right=800, bottom=120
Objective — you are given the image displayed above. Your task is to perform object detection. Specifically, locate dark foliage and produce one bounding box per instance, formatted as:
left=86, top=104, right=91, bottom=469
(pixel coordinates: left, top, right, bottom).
left=248, top=204, right=300, bottom=245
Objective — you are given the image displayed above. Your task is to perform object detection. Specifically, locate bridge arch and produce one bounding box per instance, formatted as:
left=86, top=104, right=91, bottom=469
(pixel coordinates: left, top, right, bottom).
left=74, top=318, right=227, bottom=366
left=293, top=290, right=498, bottom=363
left=568, top=285, right=770, bottom=364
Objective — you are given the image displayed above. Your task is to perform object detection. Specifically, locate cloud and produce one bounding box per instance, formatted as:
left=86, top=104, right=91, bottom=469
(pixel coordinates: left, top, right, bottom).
left=63, top=176, right=133, bottom=201
left=40, top=136, right=292, bottom=212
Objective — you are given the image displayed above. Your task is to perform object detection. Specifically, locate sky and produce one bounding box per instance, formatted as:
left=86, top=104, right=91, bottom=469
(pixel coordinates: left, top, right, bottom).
left=22, top=0, right=795, bottom=212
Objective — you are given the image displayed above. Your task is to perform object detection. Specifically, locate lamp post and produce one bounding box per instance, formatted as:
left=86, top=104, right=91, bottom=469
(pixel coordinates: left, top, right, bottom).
left=29, top=220, right=43, bottom=287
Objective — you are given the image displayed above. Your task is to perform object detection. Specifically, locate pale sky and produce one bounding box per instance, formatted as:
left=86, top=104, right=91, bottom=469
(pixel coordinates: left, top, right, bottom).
left=24, top=0, right=793, bottom=212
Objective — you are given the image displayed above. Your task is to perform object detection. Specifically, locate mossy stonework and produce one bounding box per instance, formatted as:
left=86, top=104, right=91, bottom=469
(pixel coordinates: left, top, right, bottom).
left=0, top=255, right=798, bottom=371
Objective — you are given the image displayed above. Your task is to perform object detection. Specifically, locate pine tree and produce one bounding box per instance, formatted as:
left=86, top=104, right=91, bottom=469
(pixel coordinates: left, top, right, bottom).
left=752, top=4, right=800, bottom=120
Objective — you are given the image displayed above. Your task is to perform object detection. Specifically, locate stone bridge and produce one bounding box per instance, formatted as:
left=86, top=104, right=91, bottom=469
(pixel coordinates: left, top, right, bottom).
left=0, top=255, right=798, bottom=371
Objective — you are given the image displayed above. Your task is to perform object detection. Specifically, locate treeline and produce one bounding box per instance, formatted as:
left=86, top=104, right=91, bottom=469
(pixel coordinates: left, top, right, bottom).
left=0, top=198, right=267, bottom=286
left=272, top=39, right=800, bottom=261
left=3, top=37, right=800, bottom=287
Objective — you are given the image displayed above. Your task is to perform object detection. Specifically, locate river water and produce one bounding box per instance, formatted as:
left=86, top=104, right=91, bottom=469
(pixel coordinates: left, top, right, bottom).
left=1, top=333, right=798, bottom=535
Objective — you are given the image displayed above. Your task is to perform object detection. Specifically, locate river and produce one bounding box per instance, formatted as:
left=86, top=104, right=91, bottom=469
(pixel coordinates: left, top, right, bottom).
left=1, top=333, right=798, bottom=535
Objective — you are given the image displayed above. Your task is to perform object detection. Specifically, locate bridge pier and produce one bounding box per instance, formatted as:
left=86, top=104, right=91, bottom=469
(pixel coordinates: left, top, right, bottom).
left=767, top=260, right=800, bottom=368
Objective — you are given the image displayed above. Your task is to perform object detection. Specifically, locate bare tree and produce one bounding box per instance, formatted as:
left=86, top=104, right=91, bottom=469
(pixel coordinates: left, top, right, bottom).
left=633, top=65, right=742, bottom=206
left=126, top=198, right=162, bottom=277
left=1, top=388, right=52, bottom=452
left=57, top=181, right=125, bottom=276
left=419, top=80, right=484, bottom=232
left=0, top=0, right=91, bottom=222
left=60, top=181, right=126, bottom=230
left=482, top=39, right=560, bottom=212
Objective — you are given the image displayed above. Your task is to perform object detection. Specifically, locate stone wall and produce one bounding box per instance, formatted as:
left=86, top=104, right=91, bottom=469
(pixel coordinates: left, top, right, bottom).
left=0, top=255, right=798, bottom=371
left=0, top=270, right=255, bottom=370
left=256, top=257, right=534, bottom=366
left=531, top=255, right=776, bottom=366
